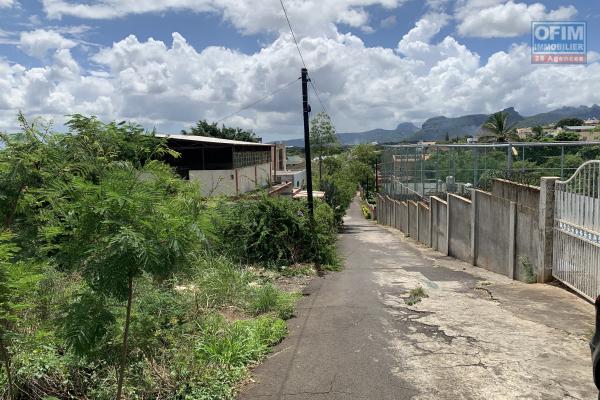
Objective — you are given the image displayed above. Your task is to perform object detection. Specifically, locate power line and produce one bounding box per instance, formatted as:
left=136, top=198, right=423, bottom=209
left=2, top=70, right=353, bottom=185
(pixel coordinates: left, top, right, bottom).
left=279, top=0, right=307, bottom=69
left=278, top=0, right=337, bottom=140
left=215, top=77, right=300, bottom=123
left=308, top=75, right=329, bottom=116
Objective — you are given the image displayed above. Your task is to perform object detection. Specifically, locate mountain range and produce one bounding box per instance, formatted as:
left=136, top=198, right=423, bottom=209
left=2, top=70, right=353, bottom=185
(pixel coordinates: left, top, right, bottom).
left=280, top=105, right=600, bottom=146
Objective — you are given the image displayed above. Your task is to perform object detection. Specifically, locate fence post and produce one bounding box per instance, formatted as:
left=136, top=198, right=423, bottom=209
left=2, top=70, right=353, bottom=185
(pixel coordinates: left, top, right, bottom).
left=446, top=195, right=451, bottom=256
left=429, top=198, right=434, bottom=248
left=470, top=190, right=478, bottom=266
left=406, top=201, right=411, bottom=237
left=416, top=202, right=421, bottom=242
left=508, top=201, right=517, bottom=280
left=538, top=177, right=559, bottom=283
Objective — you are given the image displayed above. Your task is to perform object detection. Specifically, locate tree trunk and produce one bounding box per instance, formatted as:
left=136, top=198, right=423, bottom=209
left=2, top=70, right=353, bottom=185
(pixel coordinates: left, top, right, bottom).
left=0, top=332, right=14, bottom=400
left=116, top=276, right=134, bottom=400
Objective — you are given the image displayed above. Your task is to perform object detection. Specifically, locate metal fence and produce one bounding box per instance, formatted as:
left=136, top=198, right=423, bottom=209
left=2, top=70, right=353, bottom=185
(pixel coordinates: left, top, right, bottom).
left=381, top=142, right=600, bottom=202
left=553, top=160, right=600, bottom=301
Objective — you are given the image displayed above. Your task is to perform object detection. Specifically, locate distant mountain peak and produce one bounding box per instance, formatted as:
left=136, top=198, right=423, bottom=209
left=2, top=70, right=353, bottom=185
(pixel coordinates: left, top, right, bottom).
left=280, top=105, right=600, bottom=146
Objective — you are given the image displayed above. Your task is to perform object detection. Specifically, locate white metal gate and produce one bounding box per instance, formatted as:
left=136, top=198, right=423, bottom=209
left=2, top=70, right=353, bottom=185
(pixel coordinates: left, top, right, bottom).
left=553, top=160, right=600, bottom=302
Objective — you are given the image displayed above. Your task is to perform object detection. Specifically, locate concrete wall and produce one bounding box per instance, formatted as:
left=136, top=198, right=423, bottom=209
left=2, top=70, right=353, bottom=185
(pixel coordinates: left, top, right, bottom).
left=276, top=170, right=306, bottom=188
left=238, top=162, right=271, bottom=194
left=408, top=201, right=419, bottom=239
left=394, top=200, right=402, bottom=230
left=377, top=177, right=557, bottom=284
left=474, top=190, right=511, bottom=276
left=492, top=179, right=540, bottom=210
left=399, top=201, right=408, bottom=233
left=418, top=203, right=430, bottom=246
left=190, top=170, right=236, bottom=196
left=190, top=162, right=271, bottom=197
left=431, top=197, right=448, bottom=255
left=448, top=194, right=472, bottom=263
left=514, top=204, right=540, bottom=282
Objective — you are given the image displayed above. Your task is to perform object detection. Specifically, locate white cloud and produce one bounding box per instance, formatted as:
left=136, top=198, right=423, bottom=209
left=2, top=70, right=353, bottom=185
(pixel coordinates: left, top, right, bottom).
left=19, top=29, right=77, bottom=59
left=456, top=0, right=578, bottom=38
left=380, top=15, right=397, bottom=28
left=2, top=13, right=600, bottom=141
left=42, top=0, right=407, bottom=37
left=0, top=0, right=15, bottom=8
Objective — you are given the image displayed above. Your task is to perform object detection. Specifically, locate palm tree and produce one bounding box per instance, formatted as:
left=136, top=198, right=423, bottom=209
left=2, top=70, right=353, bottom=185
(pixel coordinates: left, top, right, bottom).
left=479, top=112, right=519, bottom=142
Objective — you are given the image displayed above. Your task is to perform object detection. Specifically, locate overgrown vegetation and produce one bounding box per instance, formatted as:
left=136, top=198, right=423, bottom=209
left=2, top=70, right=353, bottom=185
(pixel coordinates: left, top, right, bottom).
left=0, top=114, right=341, bottom=399
left=316, top=143, right=379, bottom=225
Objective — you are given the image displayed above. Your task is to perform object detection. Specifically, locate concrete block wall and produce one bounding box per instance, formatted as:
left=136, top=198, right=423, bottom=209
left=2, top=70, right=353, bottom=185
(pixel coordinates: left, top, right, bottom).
left=400, top=201, right=409, bottom=233
left=376, top=177, right=557, bottom=283
left=474, top=190, right=512, bottom=276
left=514, top=204, right=540, bottom=282
left=447, top=194, right=472, bottom=264
left=418, top=203, right=430, bottom=247
left=430, top=197, right=448, bottom=255
left=492, top=179, right=540, bottom=211
left=408, top=201, right=419, bottom=239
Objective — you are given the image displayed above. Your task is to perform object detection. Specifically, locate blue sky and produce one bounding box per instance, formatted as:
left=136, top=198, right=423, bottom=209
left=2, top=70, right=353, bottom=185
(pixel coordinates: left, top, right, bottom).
left=1, top=0, right=599, bottom=141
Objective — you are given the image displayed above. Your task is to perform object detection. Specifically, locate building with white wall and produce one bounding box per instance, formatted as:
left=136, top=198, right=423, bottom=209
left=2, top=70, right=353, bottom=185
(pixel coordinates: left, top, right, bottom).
left=158, top=134, right=277, bottom=197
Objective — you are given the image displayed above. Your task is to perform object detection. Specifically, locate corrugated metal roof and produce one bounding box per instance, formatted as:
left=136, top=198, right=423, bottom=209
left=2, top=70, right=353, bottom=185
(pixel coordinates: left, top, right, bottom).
left=156, top=134, right=273, bottom=147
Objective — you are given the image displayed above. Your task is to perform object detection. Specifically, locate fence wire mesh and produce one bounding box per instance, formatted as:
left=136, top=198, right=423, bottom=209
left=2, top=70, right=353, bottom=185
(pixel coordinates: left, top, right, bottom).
left=381, top=142, right=600, bottom=202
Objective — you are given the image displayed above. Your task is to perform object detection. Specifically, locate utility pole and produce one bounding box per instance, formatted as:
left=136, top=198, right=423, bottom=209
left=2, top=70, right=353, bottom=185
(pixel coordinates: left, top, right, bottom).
left=301, top=67, right=314, bottom=217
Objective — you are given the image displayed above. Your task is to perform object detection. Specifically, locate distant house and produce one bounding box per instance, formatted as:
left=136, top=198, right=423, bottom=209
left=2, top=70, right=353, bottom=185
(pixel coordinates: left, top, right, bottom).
left=286, top=155, right=305, bottom=170
left=276, top=170, right=307, bottom=189
left=516, top=127, right=533, bottom=138
left=563, top=126, right=600, bottom=142
left=158, top=134, right=279, bottom=196
left=584, top=118, right=600, bottom=126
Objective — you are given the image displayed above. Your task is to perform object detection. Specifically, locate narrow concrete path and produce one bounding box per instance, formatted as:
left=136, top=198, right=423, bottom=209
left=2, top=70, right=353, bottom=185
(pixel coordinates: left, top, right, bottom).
left=239, top=198, right=596, bottom=400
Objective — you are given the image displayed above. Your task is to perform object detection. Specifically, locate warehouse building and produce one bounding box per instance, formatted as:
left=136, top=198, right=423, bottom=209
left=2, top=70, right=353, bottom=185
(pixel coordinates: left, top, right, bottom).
left=158, top=134, right=277, bottom=196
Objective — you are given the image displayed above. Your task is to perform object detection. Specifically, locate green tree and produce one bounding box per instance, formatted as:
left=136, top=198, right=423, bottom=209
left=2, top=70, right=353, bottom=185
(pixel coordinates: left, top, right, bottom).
left=50, top=161, right=202, bottom=399
left=310, top=113, right=339, bottom=186
left=532, top=125, right=544, bottom=140
left=555, top=118, right=584, bottom=129
left=555, top=130, right=581, bottom=141
left=182, top=120, right=259, bottom=143
left=0, top=232, right=43, bottom=400
left=480, top=112, right=519, bottom=142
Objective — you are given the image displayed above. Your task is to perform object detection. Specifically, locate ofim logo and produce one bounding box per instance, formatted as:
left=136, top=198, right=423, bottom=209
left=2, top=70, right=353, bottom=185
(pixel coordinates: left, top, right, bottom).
left=531, top=21, right=587, bottom=65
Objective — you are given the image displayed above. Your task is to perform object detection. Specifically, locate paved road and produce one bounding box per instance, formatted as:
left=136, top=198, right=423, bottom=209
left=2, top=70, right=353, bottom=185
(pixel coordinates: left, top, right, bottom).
left=239, top=198, right=596, bottom=400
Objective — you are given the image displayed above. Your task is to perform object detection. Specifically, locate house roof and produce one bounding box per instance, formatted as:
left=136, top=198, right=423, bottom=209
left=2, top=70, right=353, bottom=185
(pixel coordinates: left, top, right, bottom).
left=565, top=126, right=596, bottom=131
left=287, top=155, right=305, bottom=164
left=156, top=134, right=273, bottom=147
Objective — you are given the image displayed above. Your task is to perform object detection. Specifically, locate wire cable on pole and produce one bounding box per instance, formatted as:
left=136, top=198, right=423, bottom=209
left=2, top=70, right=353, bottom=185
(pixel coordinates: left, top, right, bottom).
left=279, top=0, right=332, bottom=119
left=307, top=76, right=329, bottom=116
left=215, top=77, right=300, bottom=124
left=279, top=0, right=307, bottom=69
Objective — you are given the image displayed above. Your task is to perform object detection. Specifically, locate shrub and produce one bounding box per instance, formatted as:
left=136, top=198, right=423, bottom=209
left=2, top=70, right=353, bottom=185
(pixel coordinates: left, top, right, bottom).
left=214, top=195, right=337, bottom=267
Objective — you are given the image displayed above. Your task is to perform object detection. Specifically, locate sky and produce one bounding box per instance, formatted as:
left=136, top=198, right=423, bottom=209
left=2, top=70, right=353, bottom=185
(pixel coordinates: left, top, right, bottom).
left=0, top=0, right=599, bottom=142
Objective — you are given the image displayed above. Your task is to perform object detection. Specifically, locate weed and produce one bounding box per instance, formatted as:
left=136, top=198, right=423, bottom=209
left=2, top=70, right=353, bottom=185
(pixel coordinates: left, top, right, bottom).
left=248, top=284, right=299, bottom=320
left=195, top=314, right=286, bottom=366
left=519, top=256, right=537, bottom=284
left=405, top=286, right=428, bottom=306
left=192, top=256, right=254, bottom=309
left=278, top=264, right=316, bottom=277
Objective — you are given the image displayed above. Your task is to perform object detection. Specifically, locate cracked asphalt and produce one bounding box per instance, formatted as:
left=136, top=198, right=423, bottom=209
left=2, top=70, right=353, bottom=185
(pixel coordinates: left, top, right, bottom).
left=239, top=198, right=597, bottom=400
